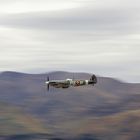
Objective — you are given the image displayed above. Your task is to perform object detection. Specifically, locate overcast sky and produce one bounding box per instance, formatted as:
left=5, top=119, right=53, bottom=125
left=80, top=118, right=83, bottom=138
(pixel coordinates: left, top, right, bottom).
left=0, top=0, right=140, bottom=82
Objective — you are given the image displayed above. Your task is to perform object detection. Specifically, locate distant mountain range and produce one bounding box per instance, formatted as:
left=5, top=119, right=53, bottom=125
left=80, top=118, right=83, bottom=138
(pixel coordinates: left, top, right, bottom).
left=0, top=71, right=140, bottom=140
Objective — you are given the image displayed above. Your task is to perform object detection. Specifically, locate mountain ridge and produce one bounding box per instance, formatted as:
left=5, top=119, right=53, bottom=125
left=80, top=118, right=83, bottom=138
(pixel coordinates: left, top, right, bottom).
left=0, top=71, right=140, bottom=139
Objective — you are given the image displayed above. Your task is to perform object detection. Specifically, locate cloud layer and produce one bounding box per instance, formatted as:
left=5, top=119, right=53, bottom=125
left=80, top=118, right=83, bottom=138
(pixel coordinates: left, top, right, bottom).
left=0, top=0, right=140, bottom=82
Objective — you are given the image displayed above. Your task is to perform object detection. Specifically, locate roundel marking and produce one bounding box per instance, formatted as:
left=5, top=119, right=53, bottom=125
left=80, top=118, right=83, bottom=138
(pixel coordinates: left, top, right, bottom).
left=75, top=81, right=80, bottom=86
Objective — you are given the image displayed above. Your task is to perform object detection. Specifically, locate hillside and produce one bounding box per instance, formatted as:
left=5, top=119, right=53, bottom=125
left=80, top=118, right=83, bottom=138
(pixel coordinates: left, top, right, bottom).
left=0, top=71, right=140, bottom=140
left=0, top=102, right=52, bottom=139
left=57, top=110, right=140, bottom=140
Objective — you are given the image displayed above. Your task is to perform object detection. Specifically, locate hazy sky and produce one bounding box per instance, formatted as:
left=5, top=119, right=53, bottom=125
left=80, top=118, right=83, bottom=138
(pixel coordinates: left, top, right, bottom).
left=0, top=0, right=140, bottom=82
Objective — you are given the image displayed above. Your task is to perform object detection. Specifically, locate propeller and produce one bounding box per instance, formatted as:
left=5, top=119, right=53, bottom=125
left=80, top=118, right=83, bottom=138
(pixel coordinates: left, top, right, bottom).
left=47, top=76, right=50, bottom=91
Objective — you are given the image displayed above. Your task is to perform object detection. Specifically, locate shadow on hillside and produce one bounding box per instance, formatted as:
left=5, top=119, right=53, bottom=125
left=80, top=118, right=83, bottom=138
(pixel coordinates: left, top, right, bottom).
left=1, top=133, right=99, bottom=140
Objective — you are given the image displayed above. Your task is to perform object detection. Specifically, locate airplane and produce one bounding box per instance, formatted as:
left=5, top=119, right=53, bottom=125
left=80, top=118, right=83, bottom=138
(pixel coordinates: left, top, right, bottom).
left=45, top=74, right=97, bottom=91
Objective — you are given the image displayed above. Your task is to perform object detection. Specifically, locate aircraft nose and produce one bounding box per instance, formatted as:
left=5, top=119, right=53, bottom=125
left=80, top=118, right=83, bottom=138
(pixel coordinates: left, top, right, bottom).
left=45, top=81, right=49, bottom=84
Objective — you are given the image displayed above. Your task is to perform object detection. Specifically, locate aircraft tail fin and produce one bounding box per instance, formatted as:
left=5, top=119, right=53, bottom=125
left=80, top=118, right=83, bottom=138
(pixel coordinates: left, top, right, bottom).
left=90, top=74, right=97, bottom=84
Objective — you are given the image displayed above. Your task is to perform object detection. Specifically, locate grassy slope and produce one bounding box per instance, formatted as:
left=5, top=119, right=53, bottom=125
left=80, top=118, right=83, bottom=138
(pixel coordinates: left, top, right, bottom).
left=0, top=102, right=48, bottom=136
left=58, top=110, right=140, bottom=140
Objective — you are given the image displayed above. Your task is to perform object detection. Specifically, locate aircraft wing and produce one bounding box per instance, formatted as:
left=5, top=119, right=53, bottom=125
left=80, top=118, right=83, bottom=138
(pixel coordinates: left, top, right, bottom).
left=48, top=80, right=70, bottom=88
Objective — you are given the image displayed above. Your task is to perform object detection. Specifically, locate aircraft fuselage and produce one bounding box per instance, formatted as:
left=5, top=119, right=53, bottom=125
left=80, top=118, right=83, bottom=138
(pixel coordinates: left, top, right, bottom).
left=45, top=75, right=97, bottom=90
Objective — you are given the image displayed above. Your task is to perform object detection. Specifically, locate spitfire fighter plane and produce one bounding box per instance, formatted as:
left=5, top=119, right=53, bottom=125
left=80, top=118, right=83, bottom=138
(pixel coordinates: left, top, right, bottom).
left=45, top=75, right=97, bottom=91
